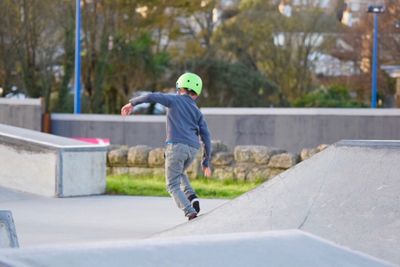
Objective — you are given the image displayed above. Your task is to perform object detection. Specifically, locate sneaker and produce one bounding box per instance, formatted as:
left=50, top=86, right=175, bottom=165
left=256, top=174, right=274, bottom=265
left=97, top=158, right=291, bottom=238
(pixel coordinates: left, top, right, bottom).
left=188, top=213, right=197, bottom=221
left=188, top=194, right=200, bottom=213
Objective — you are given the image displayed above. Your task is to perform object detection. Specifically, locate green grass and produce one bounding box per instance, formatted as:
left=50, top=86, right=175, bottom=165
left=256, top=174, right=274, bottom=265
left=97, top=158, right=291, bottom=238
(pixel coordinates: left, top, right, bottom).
left=106, top=174, right=263, bottom=199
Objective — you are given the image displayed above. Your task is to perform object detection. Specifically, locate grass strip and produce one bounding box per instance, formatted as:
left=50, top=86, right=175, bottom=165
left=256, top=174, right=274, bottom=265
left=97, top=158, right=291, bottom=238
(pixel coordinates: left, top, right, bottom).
left=106, top=174, right=263, bottom=199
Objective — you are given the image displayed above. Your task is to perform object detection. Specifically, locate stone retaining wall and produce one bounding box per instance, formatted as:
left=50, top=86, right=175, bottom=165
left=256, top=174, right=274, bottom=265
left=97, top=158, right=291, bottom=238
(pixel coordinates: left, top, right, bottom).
left=107, top=141, right=328, bottom=182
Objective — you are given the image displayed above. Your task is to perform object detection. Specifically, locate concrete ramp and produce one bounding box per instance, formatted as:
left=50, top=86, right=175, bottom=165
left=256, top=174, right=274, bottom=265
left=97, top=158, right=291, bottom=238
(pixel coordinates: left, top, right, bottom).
left=0, top=231, right=393, bottom=267
left=0, top=123, right=107, bottom=197
left=158, top=140, right=400, bottom=265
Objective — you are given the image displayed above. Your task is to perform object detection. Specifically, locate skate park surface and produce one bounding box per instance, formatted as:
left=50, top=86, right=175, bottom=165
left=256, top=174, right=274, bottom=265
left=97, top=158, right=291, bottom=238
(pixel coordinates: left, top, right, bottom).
left=0, top=231, right=392, bottom=267
left=157, top=140, right=400, bottom=265
left=0, top=186, right=225, bottom=247
left=1, top=123, right=399, bottom=266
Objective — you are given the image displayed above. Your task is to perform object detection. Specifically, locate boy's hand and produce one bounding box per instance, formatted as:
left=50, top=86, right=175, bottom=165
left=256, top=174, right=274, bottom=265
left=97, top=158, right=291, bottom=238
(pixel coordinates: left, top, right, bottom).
left=121, top=103, right=133, bottom=116
left=203, top=167, right=212, bottom=177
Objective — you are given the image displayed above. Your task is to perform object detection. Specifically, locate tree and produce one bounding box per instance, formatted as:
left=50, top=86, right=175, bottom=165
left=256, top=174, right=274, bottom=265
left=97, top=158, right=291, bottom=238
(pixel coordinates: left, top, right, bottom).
left=53, top=1, right=75, bottom=113
left=0, top=1, right=19, bottom=91
left=214, top=0, right=338, bottom=105
left=328, top=0, right=400, bottom=106
left=163, top=1, right=281, bottom=107
left=171, top=58, right=278, bottom=107
left=0, top=0, right=64, bottom=112
left=1, top=0, right=350, bottom=112
left=79, top=0, right=177, bottom=113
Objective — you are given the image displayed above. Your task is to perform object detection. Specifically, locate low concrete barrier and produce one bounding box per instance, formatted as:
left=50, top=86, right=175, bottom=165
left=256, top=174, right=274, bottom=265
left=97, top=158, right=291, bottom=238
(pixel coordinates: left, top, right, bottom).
left=51, top=113, right=165, bottom=148
left=203, top=108, right=400, bottom=152
left=0, top=98, right=42, bottom=131
left=0, top=211, right=18, bottom=248
left=0, top=124, right=107, bottom=197
left=51, top=108, right=400, bottom=153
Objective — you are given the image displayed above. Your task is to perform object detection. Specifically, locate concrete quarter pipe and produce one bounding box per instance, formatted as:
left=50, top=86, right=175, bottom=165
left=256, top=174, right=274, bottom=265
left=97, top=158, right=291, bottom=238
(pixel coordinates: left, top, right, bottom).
left=158, top=140, right=400, bottom=265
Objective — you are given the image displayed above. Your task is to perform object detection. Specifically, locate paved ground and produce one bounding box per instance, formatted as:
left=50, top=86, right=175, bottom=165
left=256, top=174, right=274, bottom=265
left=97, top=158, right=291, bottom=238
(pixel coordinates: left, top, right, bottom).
left=0, top=231, right=392, bottom=267
left=1, top=139, right=399, bottom=266
left=0, top=186, right=226, bottom=247
left=157, top=140, right=400, bottom=266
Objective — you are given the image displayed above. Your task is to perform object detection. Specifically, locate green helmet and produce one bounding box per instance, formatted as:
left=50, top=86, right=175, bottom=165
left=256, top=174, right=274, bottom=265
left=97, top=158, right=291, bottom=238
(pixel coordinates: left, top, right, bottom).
left=176, top=72, right=202, bottom=95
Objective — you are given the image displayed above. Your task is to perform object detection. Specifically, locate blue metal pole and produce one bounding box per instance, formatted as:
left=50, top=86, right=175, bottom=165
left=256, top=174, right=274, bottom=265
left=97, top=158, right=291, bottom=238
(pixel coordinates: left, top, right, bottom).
left=371, top=13, right=378, bottom=108
left=74, top=0, right=81, bottom=114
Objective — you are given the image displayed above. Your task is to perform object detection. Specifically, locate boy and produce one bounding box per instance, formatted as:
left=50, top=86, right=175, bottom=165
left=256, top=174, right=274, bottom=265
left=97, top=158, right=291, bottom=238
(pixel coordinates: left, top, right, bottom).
left=121, top=72, right=212, bottom=220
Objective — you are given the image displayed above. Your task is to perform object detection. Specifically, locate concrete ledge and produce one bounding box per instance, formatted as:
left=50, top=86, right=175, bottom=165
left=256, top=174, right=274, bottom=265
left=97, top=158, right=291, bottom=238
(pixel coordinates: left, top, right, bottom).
left=0, top=98, right=42, bottom=131
left=51, top=113, right=166, bottom=148
left=51, top=109, right=400, bottom=153
left=0, top=124, right=107, bottom=197
left=336, top=140, right=400, bottom=149
left=0, top=231, right=392, bottom=267
left=201, top=107, right=400, bottom=116
left=0, top=98, right=41, bottom=105
left=51, top=113, right=165, bottom=122
left=0, top=211, right=19, bottom=248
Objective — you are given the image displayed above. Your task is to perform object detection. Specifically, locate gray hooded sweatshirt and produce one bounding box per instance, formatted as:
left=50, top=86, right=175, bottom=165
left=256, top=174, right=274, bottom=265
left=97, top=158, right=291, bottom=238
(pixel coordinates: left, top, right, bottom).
left=130, top=93, right=211, bottom=168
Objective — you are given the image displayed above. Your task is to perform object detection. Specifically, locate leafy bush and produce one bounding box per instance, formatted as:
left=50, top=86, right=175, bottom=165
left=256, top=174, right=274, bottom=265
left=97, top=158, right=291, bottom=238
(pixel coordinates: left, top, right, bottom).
left=293, top=84, right=366, bottom=108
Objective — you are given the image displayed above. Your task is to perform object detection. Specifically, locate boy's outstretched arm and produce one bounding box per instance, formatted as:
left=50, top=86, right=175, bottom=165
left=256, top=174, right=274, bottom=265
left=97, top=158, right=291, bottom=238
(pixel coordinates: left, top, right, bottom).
left=121, top=93, right=174, bottom=116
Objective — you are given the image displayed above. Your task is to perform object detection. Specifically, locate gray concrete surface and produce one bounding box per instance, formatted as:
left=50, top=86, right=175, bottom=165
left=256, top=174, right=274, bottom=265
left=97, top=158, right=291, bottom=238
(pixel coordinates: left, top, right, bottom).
left=51, top=113, right=166, bottom=148
left=0, top=210, right=19, bottom=248
left=0, top=124, right=107, bottom=197
left=0, top=186, right=226, bottom=247
left=0, top=98, right=42, bottom=131
left=0, top=230, right=393, bottom=267
left=157, top=140, right=400, bottom=266
left=203, top=108, right=400, bottom=152
left=51, top=108, right=400, bottom=152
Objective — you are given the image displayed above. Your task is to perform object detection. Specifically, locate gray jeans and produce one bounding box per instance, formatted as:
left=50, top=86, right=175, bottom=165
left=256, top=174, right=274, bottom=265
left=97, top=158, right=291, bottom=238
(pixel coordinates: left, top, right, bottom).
left=165, top=143, right=198, bottom=217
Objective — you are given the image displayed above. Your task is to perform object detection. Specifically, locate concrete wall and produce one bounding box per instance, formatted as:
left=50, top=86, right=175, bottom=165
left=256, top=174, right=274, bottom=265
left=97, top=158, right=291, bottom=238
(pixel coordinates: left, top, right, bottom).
left=0, top=98, right=42, bottom=131
left=52, top=114, right=166, bottom=148
left=0, top=124, right=107, bottom=197
left=203, top=108, right=400, bottom=152
left=52, top=108, right=400, bottom=153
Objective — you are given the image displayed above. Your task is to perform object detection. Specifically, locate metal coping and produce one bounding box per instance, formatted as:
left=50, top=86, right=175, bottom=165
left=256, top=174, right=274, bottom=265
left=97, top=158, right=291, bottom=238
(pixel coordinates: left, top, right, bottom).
left=0, top=98, right=41, bottom=105
left=200, top=108, right=400, bottom=116
left=0, top=133, right=108, bottom=151
left=336, top=140, right=400, bottom=149
left=52, top=109, right=400, bottom=121
left=51, top=113, right=166, bottom=122
left=0, top=125, right=108, bottom=151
